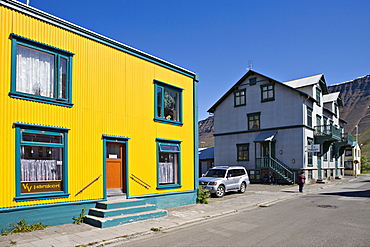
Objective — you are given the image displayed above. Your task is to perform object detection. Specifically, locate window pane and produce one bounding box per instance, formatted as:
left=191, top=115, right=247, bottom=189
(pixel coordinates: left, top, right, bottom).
left=59, top=57, right=67, bottom=99
left=159, top=144, right=179, bottom=152
left=23, top=133, right=62, bottom=143
left=164, top=89, right=179, bottom=121
left=157, top=87, right=163, bottom=118
left=20, top=146, right=63, bottom=182
left=159, top=153, right=178, bottom=184
left=16, top=45, right=55, bottom=98
left=107, top=144, right=121, bottom=159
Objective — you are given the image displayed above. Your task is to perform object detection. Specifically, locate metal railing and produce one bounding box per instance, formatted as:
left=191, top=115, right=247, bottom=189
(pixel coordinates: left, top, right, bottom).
left=256, top=157, right=295, bottom=184
left=314, top=125, right=342, bottom=140
left=130, top=174, right=151, bottom=189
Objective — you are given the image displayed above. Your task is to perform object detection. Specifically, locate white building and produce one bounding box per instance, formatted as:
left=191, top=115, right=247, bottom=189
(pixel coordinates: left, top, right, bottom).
left=344, top=141, right=361, bottom=176
left=208, top=70, right=353, bottom=184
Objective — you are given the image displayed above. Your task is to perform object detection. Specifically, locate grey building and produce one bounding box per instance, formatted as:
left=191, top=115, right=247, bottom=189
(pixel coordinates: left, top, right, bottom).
left=208, top=70, right=352, bottom=184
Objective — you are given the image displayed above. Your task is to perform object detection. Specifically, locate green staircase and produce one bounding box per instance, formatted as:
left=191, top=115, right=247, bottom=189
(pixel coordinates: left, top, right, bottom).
left=84, top=199, right=167, bottom=228
left=256, top=157, right=295, bottom=184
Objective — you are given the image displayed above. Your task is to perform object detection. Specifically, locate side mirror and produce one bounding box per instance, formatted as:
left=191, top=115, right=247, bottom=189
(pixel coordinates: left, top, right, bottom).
left=227, top=174, right=232, bottom=178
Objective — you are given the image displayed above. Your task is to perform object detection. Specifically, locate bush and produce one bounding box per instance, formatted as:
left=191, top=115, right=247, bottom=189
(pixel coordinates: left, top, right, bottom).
left=1, top=219, right=48, bottom=235
left=197, top=186, right=210, bottom=204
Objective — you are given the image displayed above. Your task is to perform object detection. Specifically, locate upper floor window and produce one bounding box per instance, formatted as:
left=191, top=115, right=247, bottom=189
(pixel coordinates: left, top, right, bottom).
left=307, top=107, right=312, bottom=128
left=10, top=34, right=73, bottom=107
left=261, top=84, right=274, bottom=102
left=316, top=115, right=322, bottom=127
left=234, top=89, right=246, bottom=107
left=154, top=80, right=183, bottom=126
left=307, top=138, right=313, bottom=167
left=345, top=149, right=352, bottom=156
left=249, top=77, right=257, bottom=85
left=237, top=143, right=249, bottom=161
left=248, top=112, right=260, bottom=130
left=316, top=87, right=321, bottom=106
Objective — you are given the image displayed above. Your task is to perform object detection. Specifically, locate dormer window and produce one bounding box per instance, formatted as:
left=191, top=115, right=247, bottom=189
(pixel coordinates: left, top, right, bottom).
left=316, top=87, right=321, bottom=106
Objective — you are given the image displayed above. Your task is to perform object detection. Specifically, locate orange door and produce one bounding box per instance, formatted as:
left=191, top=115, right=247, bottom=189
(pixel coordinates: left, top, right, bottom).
left=106, top=143, right=125, bottom=190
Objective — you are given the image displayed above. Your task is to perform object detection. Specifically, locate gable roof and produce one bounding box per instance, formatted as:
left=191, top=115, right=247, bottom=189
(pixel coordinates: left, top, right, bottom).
left=283, top=73, right=329, bottom=94
left=323, top=92, right=343, bottom=107
left=207, top=70, right=311, bottom=113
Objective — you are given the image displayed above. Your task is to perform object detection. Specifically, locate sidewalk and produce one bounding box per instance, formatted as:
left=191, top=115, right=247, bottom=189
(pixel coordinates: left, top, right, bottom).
left=0, top=176, right=357, bottom=247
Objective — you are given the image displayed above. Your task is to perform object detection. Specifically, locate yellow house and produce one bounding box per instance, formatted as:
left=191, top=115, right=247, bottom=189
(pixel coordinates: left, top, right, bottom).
left=0, top=0, right=199, bottom=229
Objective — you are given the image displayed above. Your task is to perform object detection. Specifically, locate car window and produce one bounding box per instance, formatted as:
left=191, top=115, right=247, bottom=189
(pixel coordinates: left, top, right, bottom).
left=205, top=169, right=226, bottom=178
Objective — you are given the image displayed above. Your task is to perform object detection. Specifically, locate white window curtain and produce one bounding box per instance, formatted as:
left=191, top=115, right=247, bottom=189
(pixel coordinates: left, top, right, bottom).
left=159, top=162, right=174, bottom=184
left=21, top=159, right=61, bottom=181
left=16, top=45, right=54, bottom=97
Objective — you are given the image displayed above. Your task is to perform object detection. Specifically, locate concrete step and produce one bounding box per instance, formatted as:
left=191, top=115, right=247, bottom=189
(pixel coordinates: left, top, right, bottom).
left=88, top=204, right=157, bottom=218
left=84, top=209, right=167, bottom=228
left=96, top=199, right=146, bottom=210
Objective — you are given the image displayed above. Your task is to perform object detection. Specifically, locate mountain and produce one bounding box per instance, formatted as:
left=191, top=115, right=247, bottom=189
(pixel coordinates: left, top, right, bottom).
left=198, top=116, right=214, bottom=148
left=328, top=75, right=370, bottom=158
left=199, top=75, right=370, bottom=158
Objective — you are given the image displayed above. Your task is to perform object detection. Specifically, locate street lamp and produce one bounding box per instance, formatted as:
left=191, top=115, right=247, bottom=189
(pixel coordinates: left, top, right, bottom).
left=355, top=113, right=370, bottom=142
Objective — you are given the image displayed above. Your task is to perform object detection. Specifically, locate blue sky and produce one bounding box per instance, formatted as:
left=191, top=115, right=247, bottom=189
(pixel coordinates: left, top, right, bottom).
left=18, top=0, right=370, bottom=121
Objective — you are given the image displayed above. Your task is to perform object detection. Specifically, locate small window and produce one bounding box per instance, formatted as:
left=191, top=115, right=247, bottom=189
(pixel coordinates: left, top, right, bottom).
left=307, top=107, right=312, bottom=128
left=316, top=87, right=321, bottom=106
left=10, top=34, right=73, bottom=107
left=15, top=123, right=69, bottom=201
left=237, top=143, right=249, bottom=161
left=249, top=77, right=257, bottom=85
left=157, top=139, right=181, bottom=189
left=154, top=80, right=183, bottom=126
left=345, top=149, right=352, bottom=156
left=248, top=113, right=260, bottom=130
left=261, top=84, right=274, bottom=102
left=307, top=138, right=313, bottom=167
left=234, top=89, right=246, bottom=107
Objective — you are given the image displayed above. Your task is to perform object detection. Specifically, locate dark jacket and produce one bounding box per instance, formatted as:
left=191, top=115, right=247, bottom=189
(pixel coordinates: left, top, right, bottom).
left=298, top=173, right=306, bottom=184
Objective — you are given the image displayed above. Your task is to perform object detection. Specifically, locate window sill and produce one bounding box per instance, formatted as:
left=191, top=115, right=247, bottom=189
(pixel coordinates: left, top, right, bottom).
left=10, top=92, right=73, bottom=108
left=261, top=99, right=275, bottom=102
left=14, top=192, right=70, bottom=201
left=156, top=184, right=182, bottom=190
left=154, top=118, right=183, bottom=126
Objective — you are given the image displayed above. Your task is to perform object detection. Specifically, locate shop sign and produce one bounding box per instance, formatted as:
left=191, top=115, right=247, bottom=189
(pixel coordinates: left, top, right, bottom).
left=21, top=181, right=62, bottom=194
left=306, top=144, right=320, bottom=152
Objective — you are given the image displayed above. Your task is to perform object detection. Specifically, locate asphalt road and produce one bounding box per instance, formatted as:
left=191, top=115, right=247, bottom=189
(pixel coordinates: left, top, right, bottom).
left=117, top=176, right=370, bottom=247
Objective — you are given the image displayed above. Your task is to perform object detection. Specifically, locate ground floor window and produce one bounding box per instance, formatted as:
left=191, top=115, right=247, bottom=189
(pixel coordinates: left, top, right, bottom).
left=237, top=143, right=249, bottom=161
left=15, top=123, right=69, bottom=200
left=307, top=170, right=313, bottom=180
left=157, top=139, right=181, bottom=189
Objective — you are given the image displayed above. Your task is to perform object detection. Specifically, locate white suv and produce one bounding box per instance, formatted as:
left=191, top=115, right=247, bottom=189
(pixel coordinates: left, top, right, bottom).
left=199, top=166, right=250, bottom=198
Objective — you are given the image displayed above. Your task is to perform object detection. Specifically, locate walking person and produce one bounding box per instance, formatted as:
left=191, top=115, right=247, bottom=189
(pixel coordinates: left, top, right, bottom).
left=297, top=171, right=306, bottom=193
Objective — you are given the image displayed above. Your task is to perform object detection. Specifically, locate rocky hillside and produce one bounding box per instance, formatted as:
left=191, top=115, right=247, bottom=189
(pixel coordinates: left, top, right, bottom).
left=199, top=75, right=370, bottom=158
left=198, top=116, right=214, bottom=148
left=328, top=75, right=370, bottom=158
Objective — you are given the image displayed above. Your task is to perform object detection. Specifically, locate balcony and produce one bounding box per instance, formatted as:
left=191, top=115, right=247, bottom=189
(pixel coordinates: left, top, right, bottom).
left=333, top=133, right=354, bottom=158
left=314, top=125, right=342, bottom=155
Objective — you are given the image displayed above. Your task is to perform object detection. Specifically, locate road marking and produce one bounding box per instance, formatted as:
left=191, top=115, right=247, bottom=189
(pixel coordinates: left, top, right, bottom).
left=338, top=197, right=367, bottom=201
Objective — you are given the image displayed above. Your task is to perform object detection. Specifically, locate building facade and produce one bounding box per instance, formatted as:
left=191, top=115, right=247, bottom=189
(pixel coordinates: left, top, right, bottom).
left=344, top=141, right=361, bottom=176
left=0, top=0, right=199, bottom=230
left=208, top=70, right=352, bottom=184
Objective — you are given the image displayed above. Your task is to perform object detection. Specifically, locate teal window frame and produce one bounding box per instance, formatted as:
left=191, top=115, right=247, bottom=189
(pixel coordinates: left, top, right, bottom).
left=316, top=115, right=321, bottom=127
left=156, top=138, right=182, bottom=190
left=261, top=84, right=274, bottom=102
left=14, top=123, right=70, bottom=201
left=247, top=112, right=260, bottom=130
left=154, top=80, right=183, bottom=126
left=10, top=34, right=74, bottom=107
left=237, top=143, right=249, bottom=161
left=234, top=89, right=246, bottom=107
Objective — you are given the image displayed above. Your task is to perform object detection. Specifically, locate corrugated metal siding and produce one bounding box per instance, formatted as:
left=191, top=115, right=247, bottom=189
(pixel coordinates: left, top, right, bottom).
left=1, top=5, right=195, bottom=208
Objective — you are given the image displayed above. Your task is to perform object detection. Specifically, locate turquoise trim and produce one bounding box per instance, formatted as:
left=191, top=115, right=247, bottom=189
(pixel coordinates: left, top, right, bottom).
left=156, top=139, right=182, bottom=189
left=213, top=124, right=311, bottom=137
left=102, top=135, right=129, bottom=199
left=14, top=123, right=69, bottom=201
left=154, top=80, right=183, bottom=125
left=193, top=78, right=199, bottom=189
left=10, top=34, right=73, bottom=106
left=1, top=1, right=196, bottom=79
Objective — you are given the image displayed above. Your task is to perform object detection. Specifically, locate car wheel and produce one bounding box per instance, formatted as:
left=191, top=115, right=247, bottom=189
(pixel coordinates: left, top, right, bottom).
left=215, top=185, right=225, bottom=198
left=239, top=182, right=246, bottom=193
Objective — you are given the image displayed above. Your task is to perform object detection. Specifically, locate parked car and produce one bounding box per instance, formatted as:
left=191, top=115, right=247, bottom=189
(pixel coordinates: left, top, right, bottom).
left=199, top=166, right=250, bottom=198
